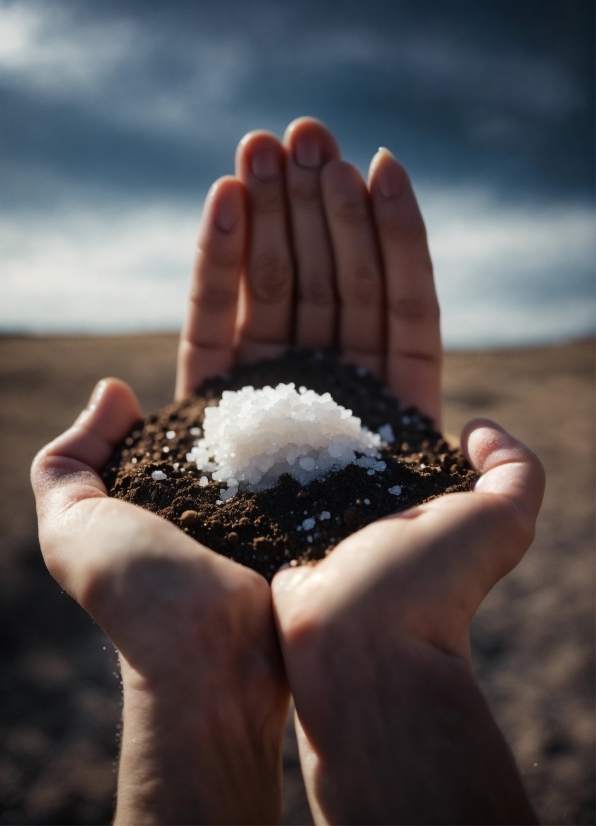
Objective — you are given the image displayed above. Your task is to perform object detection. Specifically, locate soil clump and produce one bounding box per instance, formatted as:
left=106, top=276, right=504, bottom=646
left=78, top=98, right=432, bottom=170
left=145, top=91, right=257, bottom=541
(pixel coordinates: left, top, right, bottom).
left=103, top=350, right=477, bottom=580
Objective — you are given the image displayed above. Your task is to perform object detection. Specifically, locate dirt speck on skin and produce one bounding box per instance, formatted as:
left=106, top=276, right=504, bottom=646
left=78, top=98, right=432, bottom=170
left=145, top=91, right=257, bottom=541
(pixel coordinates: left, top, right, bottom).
left=103, top=350, right=476, bottom=580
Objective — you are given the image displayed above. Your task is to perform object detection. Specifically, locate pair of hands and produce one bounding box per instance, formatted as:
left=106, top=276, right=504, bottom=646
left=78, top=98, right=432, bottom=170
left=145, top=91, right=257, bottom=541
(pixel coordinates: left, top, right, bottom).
left=31, top=118, right=544, bottom=824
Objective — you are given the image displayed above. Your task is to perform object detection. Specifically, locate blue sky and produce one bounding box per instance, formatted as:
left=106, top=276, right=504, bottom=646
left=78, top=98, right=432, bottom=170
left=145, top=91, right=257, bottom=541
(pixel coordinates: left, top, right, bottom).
left=1, top=0, right=594, bottom=346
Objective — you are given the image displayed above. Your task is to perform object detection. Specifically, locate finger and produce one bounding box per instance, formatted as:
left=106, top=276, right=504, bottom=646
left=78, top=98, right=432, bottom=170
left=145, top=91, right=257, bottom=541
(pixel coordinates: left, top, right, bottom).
left=235, top=131, right=294, bottom=362
left=283, top=117, right=340, bottom=349
left=462, top=419, right=545, bottom=526
left=31, top=378, right=141, bottom=519
left=321, top=160, right=385, bottom=376
left=176, top=177, right=246, bottom=399
left=31, top=377, right=140, bottom=533
left=368, top=149, right=441, bottom=426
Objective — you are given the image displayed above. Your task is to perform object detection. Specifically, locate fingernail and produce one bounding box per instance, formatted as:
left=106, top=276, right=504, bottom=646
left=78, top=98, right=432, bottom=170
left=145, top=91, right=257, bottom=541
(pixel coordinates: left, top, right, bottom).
left=376, top=148, right=403, bottom=198
left=214, top=186, right=239, bottom=233
left=86, top=379, right=107, bottom=412
left=251, top=148, right=278, bottom=180
left=294, top=136, right=321, bottom=169
left=74, top=379, right=106, bottom=425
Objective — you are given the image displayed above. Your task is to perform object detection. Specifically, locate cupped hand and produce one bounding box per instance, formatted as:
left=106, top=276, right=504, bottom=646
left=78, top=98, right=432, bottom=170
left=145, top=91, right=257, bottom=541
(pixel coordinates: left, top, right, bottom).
left=272, top=420, right=544, bottom=824
left=31, top=379, right=289, bottom=824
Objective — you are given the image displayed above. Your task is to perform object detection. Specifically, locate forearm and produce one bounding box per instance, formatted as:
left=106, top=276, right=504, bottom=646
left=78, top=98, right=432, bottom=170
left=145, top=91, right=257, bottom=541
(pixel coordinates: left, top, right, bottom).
left=114, top=657, right=286, bottom=825
left=292, top=635, right=536, bottom=826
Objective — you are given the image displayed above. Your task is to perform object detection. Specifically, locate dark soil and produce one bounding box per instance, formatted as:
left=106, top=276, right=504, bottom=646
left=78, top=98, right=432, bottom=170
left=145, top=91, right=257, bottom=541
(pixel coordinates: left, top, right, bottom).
left=103, top=350, right=477, bottom=580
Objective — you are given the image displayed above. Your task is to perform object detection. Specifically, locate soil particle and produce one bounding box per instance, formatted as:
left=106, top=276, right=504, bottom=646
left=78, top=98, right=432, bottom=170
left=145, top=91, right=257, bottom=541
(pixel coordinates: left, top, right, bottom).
left=103, top=350, right=477, bottom=581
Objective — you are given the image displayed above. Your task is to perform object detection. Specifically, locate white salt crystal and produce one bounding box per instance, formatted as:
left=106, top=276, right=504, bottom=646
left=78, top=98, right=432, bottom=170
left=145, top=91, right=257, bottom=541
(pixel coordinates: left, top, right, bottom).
left=307, top=535, right=313, bottom=542
left=388, top=485, right=402, bottom=496
left=188, top=383, right=381, bottom=493
left=302, top=517, right=316, bottom=530
left=166, top=430, right=176, bottom=439
left=354, top=456, right=377, bottom=469
left=151, top=470, right=167, bottom=481
left=320, top=511, right=331, bottom=520
left=162, top=446, right=170, bottom=453
left=199, top=476, right=208, bottom=487
left=190, top=427, right=201, bottom=436
left=378, top=423, right=395, bottom=443
left=364, top=498, right=370, bottom=505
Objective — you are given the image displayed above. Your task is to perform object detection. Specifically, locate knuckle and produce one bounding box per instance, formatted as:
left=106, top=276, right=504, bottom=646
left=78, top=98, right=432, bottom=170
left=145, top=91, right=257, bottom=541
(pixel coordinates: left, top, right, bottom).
left=332, top=196, right=368, bottom=226
left=192, top=284, right=238, bottom=312
left=252, top=185, right=285, bottom=214
left=390, top=297, right=439, bottom=323
left=197, top=237, right=242, bottom=271
left=377, top=211, right=428, bottom=245
left=346, top=264, right=382, bottom=305
left=300, top=272, right=335, bottom=305
left=250, top=252, right=293, bottom=302
left=289, top=179, right=320, bottom=202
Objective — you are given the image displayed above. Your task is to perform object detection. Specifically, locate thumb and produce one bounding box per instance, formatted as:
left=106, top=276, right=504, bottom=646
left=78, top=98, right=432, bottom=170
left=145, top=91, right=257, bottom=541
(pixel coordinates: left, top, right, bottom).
left=462, top=418, right=545, bottom=528
left=31, top=377, right=141, bottom=550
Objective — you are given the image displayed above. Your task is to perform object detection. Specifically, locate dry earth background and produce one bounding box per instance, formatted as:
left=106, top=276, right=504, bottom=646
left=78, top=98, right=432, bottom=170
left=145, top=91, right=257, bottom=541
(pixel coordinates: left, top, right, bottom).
left=0, top=335, right=593, bottom=825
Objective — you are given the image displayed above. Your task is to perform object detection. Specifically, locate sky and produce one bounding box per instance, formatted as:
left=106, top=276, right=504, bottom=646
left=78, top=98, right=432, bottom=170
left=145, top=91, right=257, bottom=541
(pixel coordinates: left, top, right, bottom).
left=1, top=0, right=594, bottom=347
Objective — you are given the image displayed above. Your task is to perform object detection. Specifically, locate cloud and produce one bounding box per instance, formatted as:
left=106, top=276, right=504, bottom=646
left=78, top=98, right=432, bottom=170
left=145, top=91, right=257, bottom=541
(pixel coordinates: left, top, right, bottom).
left=420, top=188, right=595, bottom=346
left=0, top=0, right=584, bottom=149
left=299, top=28, right=583, bottom=119
left=0, top=0, right=136, bottom=93
left=1, top=198, right=202, bottom=332
left=1, top=185, right=593, bottom=347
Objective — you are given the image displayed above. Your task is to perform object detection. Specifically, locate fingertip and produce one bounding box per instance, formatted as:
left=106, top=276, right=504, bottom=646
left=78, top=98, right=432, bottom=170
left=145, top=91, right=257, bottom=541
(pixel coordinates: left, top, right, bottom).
left=461, top=418, right=525, bottom=472
left=283, top=116, right=341, bottom=167
left=204, top=176, right=246, bottom=235
left=234, top=130, right=285, bottom=180
left=77, top=378, right=141, bottom=438
left=368, top=148, right=410, bottom=199
left=461, top=418, right=545, bottom=522
left=320, top=158, right=367, bottom=193
left=37, top=378, right=142, bottom=473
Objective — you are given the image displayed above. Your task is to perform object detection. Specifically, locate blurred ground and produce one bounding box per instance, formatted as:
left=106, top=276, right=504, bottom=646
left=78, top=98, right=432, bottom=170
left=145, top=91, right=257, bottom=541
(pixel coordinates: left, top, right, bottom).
left=0, top=335, right=593, bottom=825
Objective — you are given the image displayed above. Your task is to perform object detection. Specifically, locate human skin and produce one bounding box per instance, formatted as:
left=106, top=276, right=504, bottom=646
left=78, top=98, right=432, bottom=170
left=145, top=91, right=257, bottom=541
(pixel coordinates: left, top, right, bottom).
left=32, top=117, right=544, bottom=824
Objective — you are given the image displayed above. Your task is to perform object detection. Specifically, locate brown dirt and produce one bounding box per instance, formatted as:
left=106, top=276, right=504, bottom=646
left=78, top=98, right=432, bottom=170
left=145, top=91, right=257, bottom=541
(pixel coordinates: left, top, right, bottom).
left=104, top=350, right=475, bottom=580
left=0, top=334, right=593, bottom=825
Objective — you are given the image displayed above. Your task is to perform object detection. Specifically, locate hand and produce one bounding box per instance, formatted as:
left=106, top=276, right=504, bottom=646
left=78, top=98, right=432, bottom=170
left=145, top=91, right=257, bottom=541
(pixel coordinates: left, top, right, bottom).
left=31, top=388, right=288, bottom=822
left=273, top=421, right=544, bottom=824
left=175, top=117, right=440, bottom=427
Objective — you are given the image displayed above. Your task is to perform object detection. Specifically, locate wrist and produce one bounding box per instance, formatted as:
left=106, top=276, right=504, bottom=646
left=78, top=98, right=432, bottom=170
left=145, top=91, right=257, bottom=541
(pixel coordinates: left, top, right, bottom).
left=115, top=653, right=288, bottom=825
left=290, top=635, right=536, bottom=825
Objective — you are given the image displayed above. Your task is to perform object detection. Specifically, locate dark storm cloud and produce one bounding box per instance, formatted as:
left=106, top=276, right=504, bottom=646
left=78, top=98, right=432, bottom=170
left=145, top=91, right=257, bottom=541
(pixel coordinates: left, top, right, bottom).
left=1, top=0, right=593, bottom=343
left=0, top=0, right=593, bottom=205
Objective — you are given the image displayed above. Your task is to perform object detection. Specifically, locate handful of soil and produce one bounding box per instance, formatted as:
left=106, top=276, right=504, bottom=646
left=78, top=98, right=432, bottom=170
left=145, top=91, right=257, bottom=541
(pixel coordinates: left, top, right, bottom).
left=103, top=350, right=477, bottom=581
